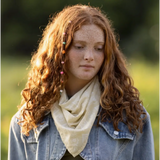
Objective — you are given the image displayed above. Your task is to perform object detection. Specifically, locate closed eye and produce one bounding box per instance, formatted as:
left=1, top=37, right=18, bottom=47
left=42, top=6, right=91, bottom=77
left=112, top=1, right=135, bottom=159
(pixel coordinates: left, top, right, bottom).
left=74, top=45, right=84, bottom=49
left=95, top=47, right=103, bottom=51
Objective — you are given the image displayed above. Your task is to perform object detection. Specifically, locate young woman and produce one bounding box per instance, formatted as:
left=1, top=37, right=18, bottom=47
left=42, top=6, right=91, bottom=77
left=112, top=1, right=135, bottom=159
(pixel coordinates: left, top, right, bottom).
left=8, top=4, right=154, bottom=160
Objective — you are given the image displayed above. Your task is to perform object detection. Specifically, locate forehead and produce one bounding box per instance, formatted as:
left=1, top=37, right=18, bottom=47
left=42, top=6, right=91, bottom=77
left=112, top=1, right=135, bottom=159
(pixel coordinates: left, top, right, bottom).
left=73, top=24, right=105, bottom=42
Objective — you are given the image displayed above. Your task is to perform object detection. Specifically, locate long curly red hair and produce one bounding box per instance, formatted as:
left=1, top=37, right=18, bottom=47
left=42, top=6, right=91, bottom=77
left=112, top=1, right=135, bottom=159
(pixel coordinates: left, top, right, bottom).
left=18, top=4, right=146, bottom=136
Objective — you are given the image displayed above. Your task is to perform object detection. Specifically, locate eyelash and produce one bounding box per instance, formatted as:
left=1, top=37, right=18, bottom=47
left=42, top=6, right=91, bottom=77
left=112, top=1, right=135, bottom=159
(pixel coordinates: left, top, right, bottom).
left=95, top=48, right=103, bottom=51
left=74, top=45, right=103, bottom=51
left=75, top=46, right=84, bottom=49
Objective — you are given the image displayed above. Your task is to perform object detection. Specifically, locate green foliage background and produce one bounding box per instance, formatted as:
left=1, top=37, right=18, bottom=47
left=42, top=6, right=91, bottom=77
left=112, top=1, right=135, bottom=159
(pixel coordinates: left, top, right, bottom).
left=1, top=0, right=159, bottom=159
left=2, top=0, right=159, bottom=61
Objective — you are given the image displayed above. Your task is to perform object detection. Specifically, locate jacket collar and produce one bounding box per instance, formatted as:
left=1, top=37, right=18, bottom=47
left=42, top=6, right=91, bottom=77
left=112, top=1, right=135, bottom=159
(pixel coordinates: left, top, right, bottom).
left=99, top=120, right=135, bottom=140
left=33, top=112, right=50, bottom=140
left=34, top=112, right=135, bottom=141
left=97, top=106, right=135, bottom=140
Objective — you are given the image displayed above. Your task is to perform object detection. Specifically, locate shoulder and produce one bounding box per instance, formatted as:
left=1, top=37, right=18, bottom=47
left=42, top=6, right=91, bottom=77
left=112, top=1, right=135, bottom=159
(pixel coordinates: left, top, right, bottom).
left=9, top=110, right=23, bottom=135
left=140, top=106, right=152, bottom=132
left=10, top=103, right=26, bottom=126
left=141, top=107, right=153, bottom=133
left=142, top=107, right=150, bottom=121
left=10, top=110, right=21, bottom=126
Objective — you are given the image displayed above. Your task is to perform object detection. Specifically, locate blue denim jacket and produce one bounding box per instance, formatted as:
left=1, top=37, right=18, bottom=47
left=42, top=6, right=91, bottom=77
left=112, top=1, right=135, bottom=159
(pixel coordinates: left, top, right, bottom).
left=8, top=108, right=154, bottom=160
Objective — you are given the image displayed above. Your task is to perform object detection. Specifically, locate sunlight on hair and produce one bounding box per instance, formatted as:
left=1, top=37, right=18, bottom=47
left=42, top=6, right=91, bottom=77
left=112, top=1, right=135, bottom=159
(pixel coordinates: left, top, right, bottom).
left=36, top=59, right=41, bottom=67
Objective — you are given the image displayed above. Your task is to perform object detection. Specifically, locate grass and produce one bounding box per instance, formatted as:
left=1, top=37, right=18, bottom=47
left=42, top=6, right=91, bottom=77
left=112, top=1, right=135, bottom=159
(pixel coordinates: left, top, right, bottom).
left=1, top=56, right=159, bottom=160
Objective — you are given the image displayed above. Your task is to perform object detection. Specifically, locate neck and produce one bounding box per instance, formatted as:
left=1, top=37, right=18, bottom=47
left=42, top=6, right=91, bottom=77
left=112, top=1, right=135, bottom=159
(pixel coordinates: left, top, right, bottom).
left=65, top=78, right=91, bottom=97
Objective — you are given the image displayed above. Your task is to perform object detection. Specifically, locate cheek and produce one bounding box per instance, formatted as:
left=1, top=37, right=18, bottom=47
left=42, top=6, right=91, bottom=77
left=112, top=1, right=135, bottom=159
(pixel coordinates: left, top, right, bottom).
left=68, top=52, right=81, bottom=65
left=67, top=56, right=78, bottom=70
left=97, top=54, right=104, bottom=67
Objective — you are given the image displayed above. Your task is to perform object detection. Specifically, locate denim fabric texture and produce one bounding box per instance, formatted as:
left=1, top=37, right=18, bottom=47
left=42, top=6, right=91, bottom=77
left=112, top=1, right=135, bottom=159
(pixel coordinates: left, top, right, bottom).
left=8, top=108, right=155, bottom=160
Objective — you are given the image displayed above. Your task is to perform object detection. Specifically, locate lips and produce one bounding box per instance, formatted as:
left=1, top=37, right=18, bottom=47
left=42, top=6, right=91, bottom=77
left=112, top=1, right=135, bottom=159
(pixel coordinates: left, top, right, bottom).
left=80, top=65, right=94, bottom=68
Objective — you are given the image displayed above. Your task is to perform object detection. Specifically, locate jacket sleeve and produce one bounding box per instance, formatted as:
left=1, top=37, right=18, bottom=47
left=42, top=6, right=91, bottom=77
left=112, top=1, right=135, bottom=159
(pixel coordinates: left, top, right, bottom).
left=132, top=112, right=155, bottom=160
left=8, top=114, right=26, bottom=160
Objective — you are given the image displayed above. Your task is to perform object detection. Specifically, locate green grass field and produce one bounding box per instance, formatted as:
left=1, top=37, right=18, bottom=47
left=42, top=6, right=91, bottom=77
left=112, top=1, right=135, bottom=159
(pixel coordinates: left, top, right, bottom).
left=1, top=57, right=159, bottom=160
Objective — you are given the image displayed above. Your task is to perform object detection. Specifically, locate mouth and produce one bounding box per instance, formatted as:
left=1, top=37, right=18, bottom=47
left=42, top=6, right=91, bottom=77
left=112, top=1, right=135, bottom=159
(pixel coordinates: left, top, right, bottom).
left=80, top=65, right=94, bottom=68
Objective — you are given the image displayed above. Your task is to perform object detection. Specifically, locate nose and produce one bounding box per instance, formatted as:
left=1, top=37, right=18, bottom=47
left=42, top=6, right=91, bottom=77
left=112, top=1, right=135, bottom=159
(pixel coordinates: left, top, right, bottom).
left=84, top=49, right=94, bottom=61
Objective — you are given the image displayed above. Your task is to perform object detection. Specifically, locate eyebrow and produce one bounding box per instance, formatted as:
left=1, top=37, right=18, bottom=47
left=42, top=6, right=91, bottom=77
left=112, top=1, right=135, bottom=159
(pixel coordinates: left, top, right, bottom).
left=73, top=40, right=104, bottom=45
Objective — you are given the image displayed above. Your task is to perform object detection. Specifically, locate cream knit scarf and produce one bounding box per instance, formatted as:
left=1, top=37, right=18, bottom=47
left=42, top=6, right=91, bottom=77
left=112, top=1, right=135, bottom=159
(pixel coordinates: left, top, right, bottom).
left=51, top=76, right=101, bottom=157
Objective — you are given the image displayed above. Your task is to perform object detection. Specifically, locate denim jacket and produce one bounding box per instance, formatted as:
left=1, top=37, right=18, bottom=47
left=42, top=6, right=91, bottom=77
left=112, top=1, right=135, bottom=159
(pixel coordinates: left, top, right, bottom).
left=8, top=108, right=154, bottom=160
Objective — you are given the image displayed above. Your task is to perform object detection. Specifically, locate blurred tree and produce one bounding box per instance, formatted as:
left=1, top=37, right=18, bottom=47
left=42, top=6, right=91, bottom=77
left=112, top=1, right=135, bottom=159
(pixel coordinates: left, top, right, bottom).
left=2, top=0, right=159, bottom=61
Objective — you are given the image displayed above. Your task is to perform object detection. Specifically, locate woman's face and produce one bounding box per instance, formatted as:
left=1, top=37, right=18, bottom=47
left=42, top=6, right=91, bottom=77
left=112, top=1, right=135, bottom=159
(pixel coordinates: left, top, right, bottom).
left=66, top=24, right=105, bottom=84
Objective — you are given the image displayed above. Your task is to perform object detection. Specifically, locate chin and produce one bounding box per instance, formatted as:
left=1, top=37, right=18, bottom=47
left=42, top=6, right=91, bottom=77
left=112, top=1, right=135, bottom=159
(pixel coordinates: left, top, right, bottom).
left=79, top=75, right=95, bottom=81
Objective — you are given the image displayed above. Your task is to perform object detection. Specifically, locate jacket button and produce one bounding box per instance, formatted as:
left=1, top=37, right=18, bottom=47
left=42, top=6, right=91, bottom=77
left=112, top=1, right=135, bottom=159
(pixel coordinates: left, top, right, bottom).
left=114, top=131, right=119, bottom=136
